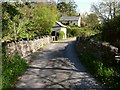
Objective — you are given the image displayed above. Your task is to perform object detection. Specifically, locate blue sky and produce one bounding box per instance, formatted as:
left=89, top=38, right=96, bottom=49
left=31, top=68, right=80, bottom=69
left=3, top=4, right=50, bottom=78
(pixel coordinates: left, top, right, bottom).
left=75, top=0, right=100, bottom=14
left=55, top=0, right=100, bottom=14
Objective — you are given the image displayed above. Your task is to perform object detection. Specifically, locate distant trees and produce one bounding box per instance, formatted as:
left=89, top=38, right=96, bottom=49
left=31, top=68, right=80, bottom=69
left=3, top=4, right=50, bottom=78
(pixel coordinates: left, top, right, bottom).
left=84, top=13, right=99, bottom=29
left=91, top=0, right=120, bottom=22
left=57, top=2, right=77, bottom=16
left=2, top=2, right=59, bottom=41
left=91, top=0, right=120, bottom=47
left=81, top=13, right=99, bottom=29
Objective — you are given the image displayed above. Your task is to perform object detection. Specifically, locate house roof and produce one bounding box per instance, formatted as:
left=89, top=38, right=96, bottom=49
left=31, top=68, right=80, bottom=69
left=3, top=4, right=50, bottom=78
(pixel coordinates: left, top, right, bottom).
left=53, top=21, right=67, bottom=28
left=60, top=16, right=80, bottom=21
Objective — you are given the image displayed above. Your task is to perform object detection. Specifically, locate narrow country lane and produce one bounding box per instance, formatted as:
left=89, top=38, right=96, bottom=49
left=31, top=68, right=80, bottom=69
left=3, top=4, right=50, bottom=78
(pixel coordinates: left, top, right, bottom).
left=15, top=38, right=102, bottom=89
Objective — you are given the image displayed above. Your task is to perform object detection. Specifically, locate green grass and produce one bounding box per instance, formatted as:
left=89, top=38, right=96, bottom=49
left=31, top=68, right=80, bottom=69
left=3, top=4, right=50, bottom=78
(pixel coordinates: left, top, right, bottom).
left=2, top=54, right=28, bottom=90
left=80, top=53, right=120, bottom=88
left=76, top=42, right=120, bottom=88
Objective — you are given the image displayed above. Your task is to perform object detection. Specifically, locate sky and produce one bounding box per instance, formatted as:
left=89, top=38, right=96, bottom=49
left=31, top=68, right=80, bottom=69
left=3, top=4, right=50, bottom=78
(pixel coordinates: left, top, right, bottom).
left=56, top=0, right=100, bottom=14
left=3, top=0, right=100, bottom=14
left=74, top=0, right=101, bottom=14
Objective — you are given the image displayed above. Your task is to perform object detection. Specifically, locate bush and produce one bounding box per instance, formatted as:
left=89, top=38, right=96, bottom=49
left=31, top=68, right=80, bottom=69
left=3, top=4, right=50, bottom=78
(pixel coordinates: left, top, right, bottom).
left=79, top=52, right=120, bottom=88
left=2, top=51, right=28, bottom=89
left=67, top=27, right=100, bottom=37
left=67, top=28, right=73, bottom=37
left=75, top=37, right=120, bottom=88
left=71, top=28, right=83, bottom=36
left=101, top=15, right=120, bottom=43
left=57, top=30, right=65, bottom=40
left=67, top=27, right=82, bottom=37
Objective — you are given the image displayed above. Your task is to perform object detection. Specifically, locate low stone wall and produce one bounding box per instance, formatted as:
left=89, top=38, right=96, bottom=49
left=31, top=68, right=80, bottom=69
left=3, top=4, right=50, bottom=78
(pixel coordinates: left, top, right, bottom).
left=4, top=36, right=51, bottom=57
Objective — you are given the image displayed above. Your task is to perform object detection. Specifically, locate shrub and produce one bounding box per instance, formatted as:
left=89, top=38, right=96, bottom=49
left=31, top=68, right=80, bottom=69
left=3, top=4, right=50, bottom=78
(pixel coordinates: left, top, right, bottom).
left=71, top=28, right=83, bottom=36
left=2, top=48, right=28, bottom=89
left=75, top=36, right=120, bottom=88
left=67, top=27, right=84, bottom=37
left=67, top=28, right=73, bottom=37
left=67, top=27, right=100, bottom=37
left=57, top=30, right=65, bottom=40
left=101, top=15, right=120, bottom=43
left=76, top=46, right=120, bottom=88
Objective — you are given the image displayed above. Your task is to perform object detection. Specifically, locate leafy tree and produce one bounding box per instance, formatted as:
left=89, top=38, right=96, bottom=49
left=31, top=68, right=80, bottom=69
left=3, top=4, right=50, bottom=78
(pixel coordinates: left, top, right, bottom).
left=84, top=13, right=99, bottom=29
left=2, top=2, right=58, bottom=41
left=31, top=3, right=57, bottom=36
left=90, top=0, right=120, bottom=47
left=101, top=15, right=120, bottom=43
left=68, top=1, right=77, bottom=15
left=91, top=0, right=120, bottom=22
left=57, top=2, right=77, bottom=16
left=2, top=2, right=22, bottom=41
left=80, top=13, right=99, bottom=29
left=46, top=4, right=60, bottom=20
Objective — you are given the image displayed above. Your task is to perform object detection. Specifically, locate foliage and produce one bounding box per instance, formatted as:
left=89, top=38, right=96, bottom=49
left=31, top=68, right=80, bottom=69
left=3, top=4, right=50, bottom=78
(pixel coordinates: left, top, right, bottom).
left=81, top=13, right=100, bottom=29
left=2, top=2, right=58, bottom=41
left=57, top=30, right=65, bottom=40
left=91, top=0, right=120, bottom=22
left=57, top=2, right=77, bottom=16
left=101, top=15, right=120, bottom=43
left=2, top=2, right=37, bottom=41
left=75, top=36, right=120, bottom=88
left=83, top=13, right=99, bottom=29
left=67, top=27, right=73, bottom=37
left=67, top=27, right=100, bottom=37
left=79, top=53, right=120, bottom=88
left=2, top=2, right=59, bottom=89
left=1, top=2, right=59, bottom=90
left=47, top=4, right=60, bottom=20
left=67, top=27, right=84, bottom=37
left=2, top=50, right=28, bottom=89
left=91, top=0, right=120, bottom=48
left=2, top=2, right=22, bottom=41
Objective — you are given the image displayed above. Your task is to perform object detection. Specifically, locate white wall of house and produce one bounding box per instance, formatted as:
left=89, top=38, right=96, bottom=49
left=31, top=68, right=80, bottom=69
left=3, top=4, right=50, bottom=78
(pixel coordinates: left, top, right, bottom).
left=78, top=17, right=81, bottom=27
left=52, top=27, right=67, bottom=39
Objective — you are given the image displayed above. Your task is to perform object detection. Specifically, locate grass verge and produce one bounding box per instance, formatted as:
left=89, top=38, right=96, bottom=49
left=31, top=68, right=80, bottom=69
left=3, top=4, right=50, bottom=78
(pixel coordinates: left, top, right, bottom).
left=75, top=41, right=120, bottom=88
left=2, top=54, right=28, bottom=90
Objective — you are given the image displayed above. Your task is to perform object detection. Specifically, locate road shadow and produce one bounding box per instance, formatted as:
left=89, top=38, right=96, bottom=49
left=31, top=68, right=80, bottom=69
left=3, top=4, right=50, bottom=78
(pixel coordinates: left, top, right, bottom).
left=28, top=66, right=81, bottom=72
left=15, top=40, right=102, bottom=89
left=51, top=41, right=70, bottom=43
left=16, top=64, right=101, bottom=89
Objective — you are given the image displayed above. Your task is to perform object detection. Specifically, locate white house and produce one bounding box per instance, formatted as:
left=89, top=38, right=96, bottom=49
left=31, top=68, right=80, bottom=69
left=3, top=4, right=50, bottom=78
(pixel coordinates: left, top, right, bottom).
left=52, top=21, right=67, bottom=40
left=59, top=16, right=81, bottom=27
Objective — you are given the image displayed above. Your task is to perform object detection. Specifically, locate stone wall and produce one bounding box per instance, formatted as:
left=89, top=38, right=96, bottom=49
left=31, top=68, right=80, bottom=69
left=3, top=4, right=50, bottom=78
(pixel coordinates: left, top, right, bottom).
left=5, top=36, right=51, bottom=57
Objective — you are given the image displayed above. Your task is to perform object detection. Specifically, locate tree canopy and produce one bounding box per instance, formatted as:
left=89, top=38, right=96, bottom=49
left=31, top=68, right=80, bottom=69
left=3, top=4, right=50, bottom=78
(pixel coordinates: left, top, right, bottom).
left=2, top=2, right=59, bottom=41
left=57, top=2, right=77, bottom=16
left=81, top=13, right=99, bottom=29
left=90, top=0, right=120, bottom=47
left=91, top=0, right=120, bottom=22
